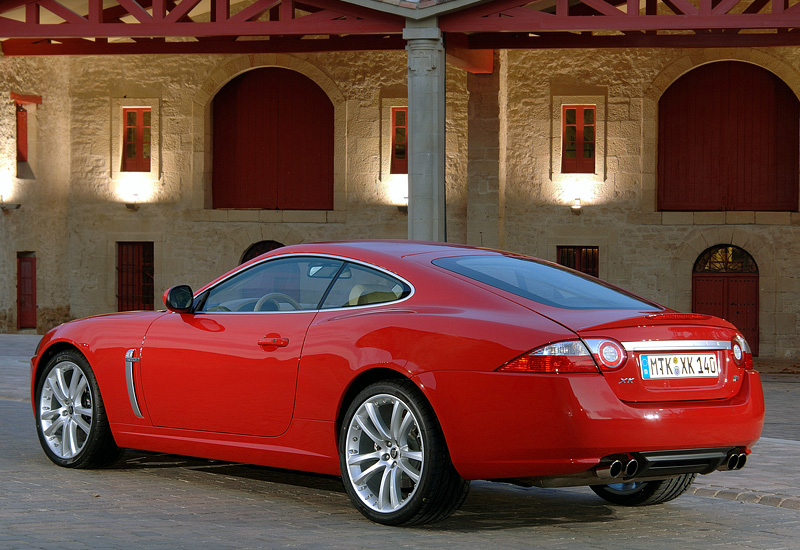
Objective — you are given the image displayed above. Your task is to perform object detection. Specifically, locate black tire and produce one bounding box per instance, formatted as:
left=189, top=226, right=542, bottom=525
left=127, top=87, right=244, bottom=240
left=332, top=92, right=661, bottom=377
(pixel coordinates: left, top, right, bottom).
left=590, top=473, right=696, bottom=506
left=34, top=350, right=121, bottom=468
left=339, top=380, right=469, bottom=525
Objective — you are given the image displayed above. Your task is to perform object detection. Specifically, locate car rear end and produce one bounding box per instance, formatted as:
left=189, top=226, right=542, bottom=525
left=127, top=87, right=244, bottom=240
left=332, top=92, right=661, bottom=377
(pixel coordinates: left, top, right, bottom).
left=419, top=251, right=764, bottom=486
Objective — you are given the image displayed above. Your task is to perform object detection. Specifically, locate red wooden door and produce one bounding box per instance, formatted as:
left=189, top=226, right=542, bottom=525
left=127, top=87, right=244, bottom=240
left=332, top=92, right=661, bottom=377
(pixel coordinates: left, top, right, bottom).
left=212, top=67, right=334, bottom=210
left=17, top=256, right=36, bottom=329
left=692, top=273, right=759, bottom=355
left=659, top=61, right=799, bottom=211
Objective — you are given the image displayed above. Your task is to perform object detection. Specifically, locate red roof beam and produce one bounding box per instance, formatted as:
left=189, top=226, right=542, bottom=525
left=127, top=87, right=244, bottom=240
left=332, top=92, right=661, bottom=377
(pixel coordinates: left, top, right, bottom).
left=0, top=33, right=406, bottom=55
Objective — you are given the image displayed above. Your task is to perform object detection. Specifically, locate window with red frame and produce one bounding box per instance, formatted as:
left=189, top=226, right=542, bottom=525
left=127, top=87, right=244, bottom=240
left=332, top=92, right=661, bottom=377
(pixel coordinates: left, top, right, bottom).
left=122, top=108, right=151, bottom=172
left=390, top=107, right=408, bottom=174
left=117, top=242, right=154, bottom=311
left=557, top=246, right=599, bottom=278
left=562, top=105, right=595, bottom=174
left=16, top=104, right=28, bottom=162
left=11, top=92, right=42, bottom=165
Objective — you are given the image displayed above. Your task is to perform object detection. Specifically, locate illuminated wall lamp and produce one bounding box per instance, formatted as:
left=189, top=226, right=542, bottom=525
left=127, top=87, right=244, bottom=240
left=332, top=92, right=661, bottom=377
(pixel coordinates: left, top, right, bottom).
left=571, top=198, right=582, bottom=215
left=0, top=195, right=21, bottom=211
left=125, top=194, right=140, bottom=211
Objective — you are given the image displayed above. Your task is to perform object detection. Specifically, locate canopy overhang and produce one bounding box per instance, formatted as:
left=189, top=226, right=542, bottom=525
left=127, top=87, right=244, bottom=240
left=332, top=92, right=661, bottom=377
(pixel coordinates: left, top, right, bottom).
left=2, top=0, right=800, bottom=57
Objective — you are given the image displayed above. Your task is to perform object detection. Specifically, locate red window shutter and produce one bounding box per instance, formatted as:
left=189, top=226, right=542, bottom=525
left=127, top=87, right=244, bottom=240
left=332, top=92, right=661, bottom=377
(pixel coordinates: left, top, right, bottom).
left=659, top=61, right=798, bottom=212
left=561, top=105, right=595, bottom=174
left=212, top=68, right=334, bottom=210
left=117, top=242, right=154, bottom=311
left=122, top=108, right=152, bottom=172
left=16, top=105, right=28, bottom=162
left=390, top=107, right=408, bottom=174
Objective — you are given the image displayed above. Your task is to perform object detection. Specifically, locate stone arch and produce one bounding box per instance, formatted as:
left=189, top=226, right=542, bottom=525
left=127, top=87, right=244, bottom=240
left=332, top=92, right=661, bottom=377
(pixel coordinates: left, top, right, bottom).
left=190, top=54, right=346, bottom=211
left=240, top=240, right=285, bottom=265
left=641, top=50, right=800, bottom=212
left=669, top=228, right=775, bottom=355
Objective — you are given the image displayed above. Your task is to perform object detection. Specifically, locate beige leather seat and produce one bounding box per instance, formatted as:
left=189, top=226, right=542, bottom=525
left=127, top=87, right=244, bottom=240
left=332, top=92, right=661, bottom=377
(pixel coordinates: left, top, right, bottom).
left=348, top=284, right=399, bottom=306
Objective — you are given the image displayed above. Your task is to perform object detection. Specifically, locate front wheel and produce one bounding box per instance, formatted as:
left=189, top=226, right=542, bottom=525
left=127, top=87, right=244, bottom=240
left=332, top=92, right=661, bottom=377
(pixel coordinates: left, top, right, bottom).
left=590, top=473, right=696, bottom=506
left=34, top=350, right=121, bottom=468
left=339, top=380, right=469, bottom=525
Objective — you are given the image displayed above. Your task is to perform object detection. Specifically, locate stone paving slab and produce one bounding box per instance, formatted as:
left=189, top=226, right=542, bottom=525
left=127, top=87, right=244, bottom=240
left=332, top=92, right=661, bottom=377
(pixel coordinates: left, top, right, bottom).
left=3, top=334, right=799, bottom=513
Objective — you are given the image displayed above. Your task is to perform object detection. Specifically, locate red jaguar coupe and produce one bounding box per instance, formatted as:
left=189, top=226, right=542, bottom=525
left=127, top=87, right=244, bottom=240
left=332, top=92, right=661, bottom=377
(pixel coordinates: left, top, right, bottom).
left=31, top=241, right=764, bottom=525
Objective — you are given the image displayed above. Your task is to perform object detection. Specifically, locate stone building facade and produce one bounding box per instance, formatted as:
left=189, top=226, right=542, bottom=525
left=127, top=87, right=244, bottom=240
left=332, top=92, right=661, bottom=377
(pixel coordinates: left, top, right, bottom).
left=1, top=42, right=799, bottom=357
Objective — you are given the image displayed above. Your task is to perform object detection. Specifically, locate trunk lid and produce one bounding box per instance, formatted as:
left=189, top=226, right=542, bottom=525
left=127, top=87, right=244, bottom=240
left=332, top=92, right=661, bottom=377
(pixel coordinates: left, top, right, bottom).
left=577, top=313, right=748, bottom=403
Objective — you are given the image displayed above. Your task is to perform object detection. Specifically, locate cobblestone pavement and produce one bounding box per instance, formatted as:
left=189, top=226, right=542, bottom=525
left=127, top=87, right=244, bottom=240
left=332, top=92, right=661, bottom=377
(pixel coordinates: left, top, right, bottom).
left=2, top=334, right=799, bottom=548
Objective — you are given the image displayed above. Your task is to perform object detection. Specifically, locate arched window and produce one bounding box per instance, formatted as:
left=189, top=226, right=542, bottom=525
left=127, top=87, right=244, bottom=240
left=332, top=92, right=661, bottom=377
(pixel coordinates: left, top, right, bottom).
left=692, top=245, right=759, bottom=355
left=240, top=240, right=284, bottom=265
left=212, top=68, right=334, bottom=210
left=659, top=62, right=798, bottom=212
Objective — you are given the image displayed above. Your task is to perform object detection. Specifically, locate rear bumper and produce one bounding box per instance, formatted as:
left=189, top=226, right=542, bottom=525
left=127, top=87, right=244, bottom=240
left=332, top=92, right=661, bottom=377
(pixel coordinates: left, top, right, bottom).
left=414, top=369, right=764, bottom=481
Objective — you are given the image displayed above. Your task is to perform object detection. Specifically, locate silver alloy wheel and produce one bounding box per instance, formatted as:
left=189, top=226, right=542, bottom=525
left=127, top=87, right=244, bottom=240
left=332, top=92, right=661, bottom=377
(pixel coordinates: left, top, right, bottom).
left=38, top=360, right=94, bottom=459
left=345, top=393, right=424, bottom=513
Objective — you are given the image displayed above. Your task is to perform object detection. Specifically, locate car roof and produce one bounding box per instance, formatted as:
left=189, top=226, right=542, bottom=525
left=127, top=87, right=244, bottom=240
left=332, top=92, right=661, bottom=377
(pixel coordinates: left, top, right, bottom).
left=272, top=240, right=505, bottom=261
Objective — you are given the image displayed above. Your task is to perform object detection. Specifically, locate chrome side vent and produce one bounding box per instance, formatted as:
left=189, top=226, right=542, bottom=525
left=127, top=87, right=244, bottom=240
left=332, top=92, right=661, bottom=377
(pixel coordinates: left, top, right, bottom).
left=125, top=349, right=144, bottom=418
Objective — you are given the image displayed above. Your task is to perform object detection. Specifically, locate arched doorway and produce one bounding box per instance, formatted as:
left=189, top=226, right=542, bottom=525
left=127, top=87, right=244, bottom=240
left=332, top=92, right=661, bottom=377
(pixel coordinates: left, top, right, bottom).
left=240, top=240, right=284, bottom=265
left=658, top=61, right=799, bottom=212
left=212, top=67, right=334, bottom=210
left=692, top=245, right=759, bottom=355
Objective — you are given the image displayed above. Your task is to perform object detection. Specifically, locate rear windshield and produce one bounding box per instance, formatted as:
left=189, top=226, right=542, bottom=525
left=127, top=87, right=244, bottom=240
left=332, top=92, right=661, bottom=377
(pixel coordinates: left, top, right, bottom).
left=432, top=255, right=660, bottom=311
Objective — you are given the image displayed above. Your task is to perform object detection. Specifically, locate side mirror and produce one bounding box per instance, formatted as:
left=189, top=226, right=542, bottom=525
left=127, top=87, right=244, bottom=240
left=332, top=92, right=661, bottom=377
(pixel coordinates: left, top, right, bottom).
left=163, top=285, right=194, bottom=313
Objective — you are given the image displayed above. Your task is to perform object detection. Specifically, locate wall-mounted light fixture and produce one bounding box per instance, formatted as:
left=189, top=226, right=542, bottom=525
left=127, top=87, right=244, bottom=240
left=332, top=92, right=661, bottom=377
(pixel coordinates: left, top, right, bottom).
left=0, top=195, right=21, bottom=211
left=571, top=198, right=582, bottom=215
left=125, top=193, right=140, bottom=211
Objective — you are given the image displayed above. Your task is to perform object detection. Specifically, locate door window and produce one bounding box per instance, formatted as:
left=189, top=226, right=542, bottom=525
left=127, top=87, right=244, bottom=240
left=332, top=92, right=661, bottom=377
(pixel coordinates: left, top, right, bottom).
left=197, top=257, right=343, bottom=312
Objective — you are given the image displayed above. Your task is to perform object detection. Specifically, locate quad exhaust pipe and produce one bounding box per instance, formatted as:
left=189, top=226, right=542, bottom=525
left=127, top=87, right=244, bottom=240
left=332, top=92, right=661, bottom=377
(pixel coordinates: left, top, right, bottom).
left=595, top=458, right=639, bottom=480
left=720, top=452, right=747, bottom=471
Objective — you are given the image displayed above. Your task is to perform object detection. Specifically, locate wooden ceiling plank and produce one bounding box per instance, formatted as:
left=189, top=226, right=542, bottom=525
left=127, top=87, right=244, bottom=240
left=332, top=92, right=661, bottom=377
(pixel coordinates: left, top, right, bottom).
left=38, top=0, right=87, bottom=24
left=579, top=0, right=626, bottom=17
left=229, top=0, right=280, bottom=23
left=116, top=0, right=153, bottom=23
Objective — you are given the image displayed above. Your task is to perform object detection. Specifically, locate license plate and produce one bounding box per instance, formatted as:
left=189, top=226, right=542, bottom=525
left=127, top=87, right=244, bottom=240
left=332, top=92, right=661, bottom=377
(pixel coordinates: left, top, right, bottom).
left=640, top=354, right=719, bottom=379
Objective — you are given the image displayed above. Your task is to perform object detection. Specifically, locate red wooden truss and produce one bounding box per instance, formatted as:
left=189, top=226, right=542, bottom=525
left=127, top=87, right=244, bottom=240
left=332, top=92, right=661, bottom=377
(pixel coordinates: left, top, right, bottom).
left=3, top=0, right=800, bottom=55
left=441, top=0, right=800, bottom=49
left=0, top=0, right=405, bottom=55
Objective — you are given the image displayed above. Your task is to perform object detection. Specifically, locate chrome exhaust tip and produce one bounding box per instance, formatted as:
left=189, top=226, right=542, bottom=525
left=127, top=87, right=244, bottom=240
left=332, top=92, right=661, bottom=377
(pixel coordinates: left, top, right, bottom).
left=625, top=459, right=639, bottom=478
left=595, top=459, right=624, bottom=479
left=735, top=453, right=747, bottom=470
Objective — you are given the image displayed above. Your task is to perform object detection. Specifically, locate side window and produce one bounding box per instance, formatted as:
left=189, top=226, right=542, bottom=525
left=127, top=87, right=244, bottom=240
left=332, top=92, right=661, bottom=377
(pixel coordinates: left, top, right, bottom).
left=321, top=263, right=411, bottom=309
left=557, top=245, right=599, bottom=278
left=122, top=108, right=152, bottom=172
left=12, top=92, right=42, bottom=180
left=390, top=107, right=408, bottom=175
left=198, top=257, right=343, bottom=312
left=561, top=105, right=595, bottom=174
left=117, top=241, right=155, bottom=312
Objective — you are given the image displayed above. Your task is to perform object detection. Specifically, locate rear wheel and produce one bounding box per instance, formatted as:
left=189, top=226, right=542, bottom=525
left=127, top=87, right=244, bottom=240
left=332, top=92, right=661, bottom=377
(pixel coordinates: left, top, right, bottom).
left=339, top=380, right=469, bottom=525
left=34, top=350, right=121, bottom=468
left=590, top=473, right=696, bottom=506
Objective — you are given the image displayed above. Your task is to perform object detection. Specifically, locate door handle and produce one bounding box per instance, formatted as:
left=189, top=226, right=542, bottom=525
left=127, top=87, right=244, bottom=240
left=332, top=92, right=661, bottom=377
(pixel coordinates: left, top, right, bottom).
left=258, top=337, right=289, bottom=348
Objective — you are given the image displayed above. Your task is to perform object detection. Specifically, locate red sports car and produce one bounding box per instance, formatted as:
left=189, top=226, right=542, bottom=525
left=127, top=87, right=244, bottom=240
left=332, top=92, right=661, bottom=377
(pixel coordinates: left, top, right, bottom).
left=31, top=241, right=764, bottom=525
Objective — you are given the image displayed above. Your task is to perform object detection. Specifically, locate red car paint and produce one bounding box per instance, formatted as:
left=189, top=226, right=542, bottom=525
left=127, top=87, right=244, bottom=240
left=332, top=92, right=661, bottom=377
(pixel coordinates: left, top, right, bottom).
left=31, top=241, right=764, bottom=482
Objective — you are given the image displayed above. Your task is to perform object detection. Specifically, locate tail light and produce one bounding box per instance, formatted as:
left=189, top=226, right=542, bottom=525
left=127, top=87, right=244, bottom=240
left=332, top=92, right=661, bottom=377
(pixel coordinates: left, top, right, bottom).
left=498, top=340, right=599, bottom=374
left=584, top=338, right=627, bottom=371
left=732, top=334, right=753, bottom=370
